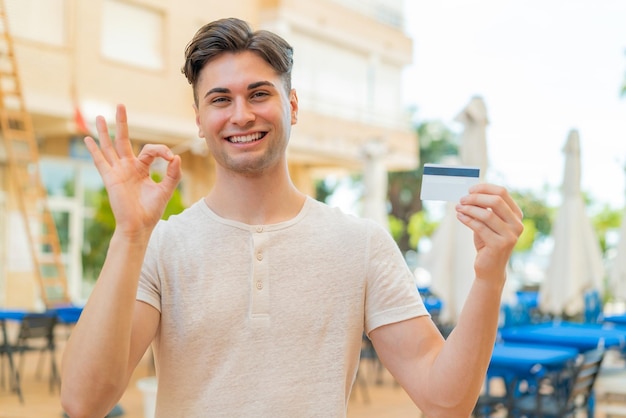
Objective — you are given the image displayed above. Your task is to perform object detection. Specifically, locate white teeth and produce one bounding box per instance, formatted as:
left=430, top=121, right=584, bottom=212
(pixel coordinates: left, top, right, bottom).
left=230, top=133, right=262, bottom=143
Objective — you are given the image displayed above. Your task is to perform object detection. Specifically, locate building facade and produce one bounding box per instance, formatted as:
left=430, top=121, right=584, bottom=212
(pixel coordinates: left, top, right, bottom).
left=0, top=0, right=418, bottom=308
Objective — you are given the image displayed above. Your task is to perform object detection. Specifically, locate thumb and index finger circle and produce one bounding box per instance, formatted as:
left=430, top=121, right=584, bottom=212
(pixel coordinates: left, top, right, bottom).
left=137, top=144, right=175, bottom=167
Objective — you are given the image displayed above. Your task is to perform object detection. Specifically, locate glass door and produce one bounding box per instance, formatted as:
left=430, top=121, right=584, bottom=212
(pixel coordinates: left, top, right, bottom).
left=41, top=158, right=104, bottom=303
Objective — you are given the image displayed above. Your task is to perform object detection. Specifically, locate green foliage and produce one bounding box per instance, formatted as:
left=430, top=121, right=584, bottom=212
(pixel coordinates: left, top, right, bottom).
left=508, top=188, right=620, bottom=255
left=387, top=120, right=458, bottom=253
left=416, top=121, right=459, bottom=164
left=407, top=211, right=439, bottom=250
left=515, top=218, right=538, bottom=252
left=388, top=215, right=405, bottom=243
left=81, top=189, right=115, bottom=281
left=315, top=178, right=336, bottom=204
left=509, top=187, right=620, bottom=255
left=81, top=172, right=187, bottom=281
left=332, top=114, right=621, bottom=260
left=591, top=204, right=623, bottom=253
left=510, top=189, right=553, bottom=238
left=150, top=172, right=187, bottom=220
left=314, top=175, right=360, bottom=205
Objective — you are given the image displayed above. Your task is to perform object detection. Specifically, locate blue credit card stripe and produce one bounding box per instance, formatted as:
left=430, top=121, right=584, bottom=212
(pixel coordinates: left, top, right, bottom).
left=423, top=166, right=479, bottom=178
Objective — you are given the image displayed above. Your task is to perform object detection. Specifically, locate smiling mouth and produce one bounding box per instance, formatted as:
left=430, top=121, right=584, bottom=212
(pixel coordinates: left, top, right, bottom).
left=227, top=132, right=266, bottom=143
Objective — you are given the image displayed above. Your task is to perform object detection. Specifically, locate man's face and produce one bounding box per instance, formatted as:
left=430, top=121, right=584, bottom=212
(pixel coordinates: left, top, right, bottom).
left=193, top=51, right=298, bottom=175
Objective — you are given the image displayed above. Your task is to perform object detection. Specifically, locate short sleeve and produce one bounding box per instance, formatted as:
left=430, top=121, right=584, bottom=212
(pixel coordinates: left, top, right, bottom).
left=364, top=223, right=429, bottom=334
left=137, top=223, right=163, bottom=312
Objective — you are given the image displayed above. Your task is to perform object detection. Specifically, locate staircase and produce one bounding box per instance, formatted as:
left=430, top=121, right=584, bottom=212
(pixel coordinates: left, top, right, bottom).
left=0, top=0, right=70, bottom=308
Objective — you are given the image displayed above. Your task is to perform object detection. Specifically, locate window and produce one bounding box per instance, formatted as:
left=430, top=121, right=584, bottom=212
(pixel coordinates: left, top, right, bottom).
left=5, top=0, right=66, bottom=46
left=40, top=158, right=103, bottom=301
left=292, top=34, right=369, bottom=120
left=101, top=0, right=164, bottom=69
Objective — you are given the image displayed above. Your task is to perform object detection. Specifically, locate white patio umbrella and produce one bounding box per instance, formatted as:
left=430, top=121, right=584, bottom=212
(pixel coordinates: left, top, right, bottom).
left=609, top=206, right=626, bottom=302
left=421, top=96, right=489, bottom=323
left=539, top=129, right=605, bottom=317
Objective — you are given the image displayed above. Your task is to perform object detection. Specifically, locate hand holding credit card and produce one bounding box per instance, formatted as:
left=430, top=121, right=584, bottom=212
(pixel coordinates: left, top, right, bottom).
left=420, top=163, right=480, bottom=202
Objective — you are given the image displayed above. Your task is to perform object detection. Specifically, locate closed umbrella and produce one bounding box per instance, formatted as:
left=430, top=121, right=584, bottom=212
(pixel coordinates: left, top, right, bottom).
left=421, top=96, right=488, bottom=323
left=539, top=129, right=604, bottom=317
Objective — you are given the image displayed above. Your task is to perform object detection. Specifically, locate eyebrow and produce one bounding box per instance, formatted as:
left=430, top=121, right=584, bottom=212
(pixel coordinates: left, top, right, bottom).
left=248, top=80, right=275, bottom=90
left=203, top=81, right=276, bottom=100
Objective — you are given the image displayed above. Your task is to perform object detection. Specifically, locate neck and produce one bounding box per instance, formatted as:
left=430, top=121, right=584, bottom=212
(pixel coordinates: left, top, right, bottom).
left=205, top=163, right=306, bottom=225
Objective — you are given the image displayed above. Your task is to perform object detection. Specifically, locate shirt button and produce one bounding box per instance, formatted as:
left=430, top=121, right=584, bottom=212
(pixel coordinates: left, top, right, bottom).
left=256, top=281, right=263, bottom=290
left=256, top=253, right=263, bottom=261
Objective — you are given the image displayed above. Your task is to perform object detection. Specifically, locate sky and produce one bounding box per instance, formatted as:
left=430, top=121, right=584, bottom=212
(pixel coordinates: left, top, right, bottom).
left=402, top=0, right=626, bottom=213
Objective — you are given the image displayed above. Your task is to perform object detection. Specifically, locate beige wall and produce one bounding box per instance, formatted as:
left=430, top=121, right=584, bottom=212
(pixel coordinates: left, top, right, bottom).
left=18, top=0, right=417, bottom=177
left=1, top=0, right=418, bottom=307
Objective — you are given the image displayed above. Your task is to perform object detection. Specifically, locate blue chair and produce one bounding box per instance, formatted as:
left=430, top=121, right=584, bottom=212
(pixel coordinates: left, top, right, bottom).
left=500, top=303, right=531, bottom=329
left=489, top=303, right=535, bottom=413
left=472, top=386, right=508, bottom=417
left=7, top=312, right=60, bottom=398
left=584, top=289, right=603, bottom=324
left=515, top=291, right=539, bottom=310
left=509, top=348, right=605, bottom=417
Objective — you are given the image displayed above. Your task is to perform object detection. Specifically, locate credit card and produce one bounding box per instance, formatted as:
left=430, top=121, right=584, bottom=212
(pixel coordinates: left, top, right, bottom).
left=420, top=164, right=480, bottom=202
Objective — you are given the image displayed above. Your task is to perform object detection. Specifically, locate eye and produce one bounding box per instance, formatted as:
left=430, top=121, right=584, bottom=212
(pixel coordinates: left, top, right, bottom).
left=250, top=90, right=270, bottom=101
left=210, top=96, right=231, bottom=106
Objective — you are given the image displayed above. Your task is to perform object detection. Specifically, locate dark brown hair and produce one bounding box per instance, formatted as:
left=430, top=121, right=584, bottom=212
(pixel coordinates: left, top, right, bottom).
left=182, top=18, right=294, bottom=104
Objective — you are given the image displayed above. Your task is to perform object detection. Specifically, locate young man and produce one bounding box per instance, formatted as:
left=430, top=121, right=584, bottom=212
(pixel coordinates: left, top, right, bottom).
left=61, top=18, right=523, bottom=417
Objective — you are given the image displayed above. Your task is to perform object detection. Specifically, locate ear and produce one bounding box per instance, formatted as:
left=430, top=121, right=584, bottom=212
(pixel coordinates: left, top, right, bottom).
left=290, top=89, right=299, bottom=125
left=193, top=103, right=205, bottom=138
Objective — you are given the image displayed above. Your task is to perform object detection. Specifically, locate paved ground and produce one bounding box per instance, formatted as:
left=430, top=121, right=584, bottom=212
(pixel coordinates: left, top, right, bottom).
left=4, top=329, right=626, bottom=418
left=1, top=337, right=422, bottom=418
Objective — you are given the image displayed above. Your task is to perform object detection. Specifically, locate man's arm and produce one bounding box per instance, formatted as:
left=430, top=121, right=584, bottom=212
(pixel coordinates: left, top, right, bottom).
left=60, top=235, right=159, bottom=417
left=60, top=104, right=181, bottom=418
left=370, top=184, right=523, bottom=417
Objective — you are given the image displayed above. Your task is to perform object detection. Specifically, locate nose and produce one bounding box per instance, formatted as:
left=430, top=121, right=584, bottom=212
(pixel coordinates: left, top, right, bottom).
left=229, top=98, right=255, bottom=126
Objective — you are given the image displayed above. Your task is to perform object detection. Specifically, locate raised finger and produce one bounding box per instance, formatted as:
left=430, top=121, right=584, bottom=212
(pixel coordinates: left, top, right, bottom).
left=456, top=209, right=520, bottom=259
left=465, top=184, right=523, bottom=222
left=457, top=196, right=524, bottom=241
left=472, top=201, right=520, bottom=240
left=83, top=136, right=111, bottom=177
left=95, top=115, right=117, bottom=165
left=460, top=186, right=523, bottom=232
left=484, top=185, right=523, bottom=220
left=114, top=104, right=135, bottom=158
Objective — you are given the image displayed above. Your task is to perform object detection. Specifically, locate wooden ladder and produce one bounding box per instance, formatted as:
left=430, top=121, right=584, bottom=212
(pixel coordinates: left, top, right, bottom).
left=0, top=1, right=70, bottom=308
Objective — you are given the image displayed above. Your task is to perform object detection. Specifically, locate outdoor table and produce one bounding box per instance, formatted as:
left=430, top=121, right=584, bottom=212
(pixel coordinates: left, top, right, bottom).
left=488, top=341, right=579, bottom=386
left=489, top=342, right=579, bottom=376
left=0, top=307, right=85, bottom=404
left=604, top=314, right=626, bottom=326
left=0, top=308, right=77, bottom=387
left=0, top=309, right=27, bottom=321
left=0, top=309, right=27, bottom=401
left=51, top=305, right=84, bottom=324
left=485, top=342, right=580, bottom=414
left=499, top=321, right=626, bottom=352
